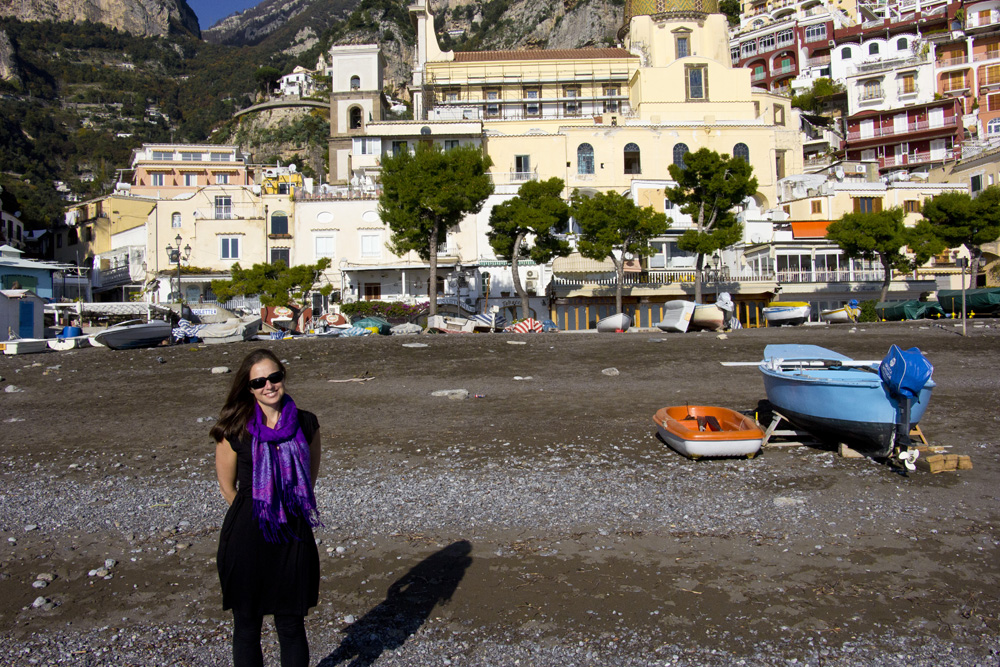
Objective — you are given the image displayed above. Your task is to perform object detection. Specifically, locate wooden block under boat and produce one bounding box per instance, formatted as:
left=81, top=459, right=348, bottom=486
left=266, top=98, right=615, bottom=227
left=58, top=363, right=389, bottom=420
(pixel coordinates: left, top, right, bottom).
left=957, top=455, right=973, bottom=470
left=915, top=454, right=948, bottom=473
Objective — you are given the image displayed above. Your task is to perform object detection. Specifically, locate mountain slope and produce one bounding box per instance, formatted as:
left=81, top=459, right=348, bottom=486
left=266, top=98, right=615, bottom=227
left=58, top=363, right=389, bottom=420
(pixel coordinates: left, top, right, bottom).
left=0, top=0, right=200, bottom=38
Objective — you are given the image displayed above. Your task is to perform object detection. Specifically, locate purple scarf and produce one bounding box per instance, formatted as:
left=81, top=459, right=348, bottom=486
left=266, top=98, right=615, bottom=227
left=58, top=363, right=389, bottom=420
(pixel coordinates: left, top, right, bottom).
left=247, top=395, right=321, bottom=543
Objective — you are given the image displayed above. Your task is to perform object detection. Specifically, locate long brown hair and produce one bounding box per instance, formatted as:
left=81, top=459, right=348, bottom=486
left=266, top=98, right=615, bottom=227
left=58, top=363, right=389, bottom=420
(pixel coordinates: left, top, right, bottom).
left=210, top=349, right=287, bottom=444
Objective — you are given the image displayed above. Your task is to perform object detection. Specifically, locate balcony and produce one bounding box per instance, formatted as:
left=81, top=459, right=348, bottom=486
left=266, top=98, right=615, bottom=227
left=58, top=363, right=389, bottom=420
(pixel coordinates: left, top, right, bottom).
left=858, top=86, right=885, bottom=101
left=194, top=207, right=260, bottom=221
left=966, top=11, right=1000, bottom=29
left=853, top=55, right=928, bottom=76
left=941, top=80, right=970, bottom=93
left=490, top=170, right=539, bottom=187
left=752, top=70, right=768, bottom=81
left=973, top=50, right=1000, bottom=62
left=937, top=55, right=969, bottom=67
left=878, top=149, right=955, bottom=168
left=775, top=269, right=885, bottom=283
left=807, top=55, right=832, bottom=67
left=773, top=63, right=797, bottom=75
left=846, top=115, right=959, bottom=141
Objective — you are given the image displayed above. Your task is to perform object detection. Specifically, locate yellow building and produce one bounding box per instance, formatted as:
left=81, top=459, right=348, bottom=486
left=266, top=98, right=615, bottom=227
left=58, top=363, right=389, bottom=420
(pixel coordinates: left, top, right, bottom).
left=408, top=0, right=801, bottom=208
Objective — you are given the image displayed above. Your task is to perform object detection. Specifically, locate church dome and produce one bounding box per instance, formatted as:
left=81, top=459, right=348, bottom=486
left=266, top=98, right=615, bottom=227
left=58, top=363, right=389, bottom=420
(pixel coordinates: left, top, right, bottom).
left=620, top=0, right=721, bottom=38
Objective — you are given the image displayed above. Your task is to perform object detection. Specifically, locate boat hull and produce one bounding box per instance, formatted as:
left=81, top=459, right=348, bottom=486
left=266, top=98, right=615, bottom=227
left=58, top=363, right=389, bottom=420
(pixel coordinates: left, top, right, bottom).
left=760, top=345, right=934, bottom=458
left=1, top=338, right=49, bottom=355
left=653, top=406, right=763, bottom=458
left=47, top=336, right=93, bottom=351
left=655, top=300, right=695, bottom=333
left=93, top=320, right=172, bottom=350
left=763, top=304, right=811, bottom=326
left=596, top=313, right=631, bottom=332
left=689, top=304, right=724, bottom=331
left=820, top=307, right=859, bottom=324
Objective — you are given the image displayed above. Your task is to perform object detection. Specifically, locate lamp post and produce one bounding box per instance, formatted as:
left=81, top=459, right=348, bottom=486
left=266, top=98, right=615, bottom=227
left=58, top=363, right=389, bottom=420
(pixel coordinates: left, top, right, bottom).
left=711, top=252, right=721, bottom=296
left=164, top=233, right=192, bottom=306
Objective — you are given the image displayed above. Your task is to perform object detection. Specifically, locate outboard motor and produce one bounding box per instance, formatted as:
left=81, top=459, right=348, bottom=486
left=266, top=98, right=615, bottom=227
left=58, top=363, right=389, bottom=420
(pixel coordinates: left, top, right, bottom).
left=879, top=345, right=934, bottom=469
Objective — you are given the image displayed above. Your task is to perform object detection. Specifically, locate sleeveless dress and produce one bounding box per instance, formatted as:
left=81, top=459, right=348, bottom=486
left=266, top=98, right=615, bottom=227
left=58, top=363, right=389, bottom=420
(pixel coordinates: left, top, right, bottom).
left=217, top=410, right=320, bottom=616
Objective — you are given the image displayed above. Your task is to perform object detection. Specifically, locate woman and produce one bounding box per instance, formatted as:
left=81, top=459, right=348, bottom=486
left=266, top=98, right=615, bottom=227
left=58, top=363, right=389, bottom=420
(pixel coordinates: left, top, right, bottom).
left=211, top=349, right=322, bottom=667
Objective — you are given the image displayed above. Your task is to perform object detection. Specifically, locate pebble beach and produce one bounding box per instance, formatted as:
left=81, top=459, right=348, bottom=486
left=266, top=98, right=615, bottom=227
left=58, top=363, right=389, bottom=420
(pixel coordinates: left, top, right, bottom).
left=1, top=321, right=998, bottom=666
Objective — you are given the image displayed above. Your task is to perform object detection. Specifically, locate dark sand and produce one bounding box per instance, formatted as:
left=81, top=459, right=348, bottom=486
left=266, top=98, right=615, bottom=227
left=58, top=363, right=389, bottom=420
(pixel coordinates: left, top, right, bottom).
left=0, top=321, right=997, bottom=665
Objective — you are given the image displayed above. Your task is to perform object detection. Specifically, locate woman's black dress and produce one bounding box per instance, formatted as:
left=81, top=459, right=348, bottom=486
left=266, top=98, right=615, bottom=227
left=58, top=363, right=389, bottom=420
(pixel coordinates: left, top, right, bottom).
left=217, top=411, right=320, bottom=616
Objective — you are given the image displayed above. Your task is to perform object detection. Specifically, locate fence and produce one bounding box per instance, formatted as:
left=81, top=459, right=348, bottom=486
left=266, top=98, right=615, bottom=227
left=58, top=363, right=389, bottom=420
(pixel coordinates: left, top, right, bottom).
left=550, top=298, right=774, bottom=331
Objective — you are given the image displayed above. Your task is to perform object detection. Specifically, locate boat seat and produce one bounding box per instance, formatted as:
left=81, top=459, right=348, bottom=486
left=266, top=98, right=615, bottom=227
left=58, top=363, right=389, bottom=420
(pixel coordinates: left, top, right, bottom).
left=696, top=415, right=722, bottom=432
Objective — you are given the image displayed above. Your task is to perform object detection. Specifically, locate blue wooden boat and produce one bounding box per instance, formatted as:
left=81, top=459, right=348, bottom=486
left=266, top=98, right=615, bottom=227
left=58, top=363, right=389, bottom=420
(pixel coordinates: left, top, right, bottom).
left=759, top=344, right=934, bottom=459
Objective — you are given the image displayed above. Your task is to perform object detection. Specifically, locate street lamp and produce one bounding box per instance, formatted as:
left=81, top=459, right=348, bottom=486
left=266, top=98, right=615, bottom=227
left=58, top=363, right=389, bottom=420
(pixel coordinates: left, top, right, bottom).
left=711, top=252, right=721, bottom=295
left=164, top=233, right=192, bottom=305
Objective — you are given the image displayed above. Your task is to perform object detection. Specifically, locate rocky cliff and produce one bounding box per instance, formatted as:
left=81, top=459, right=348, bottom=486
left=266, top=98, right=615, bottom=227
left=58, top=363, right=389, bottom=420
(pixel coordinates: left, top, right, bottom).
left=0, top=29, right=19, bottom=84
left=0, top=0, right=200, bottom=38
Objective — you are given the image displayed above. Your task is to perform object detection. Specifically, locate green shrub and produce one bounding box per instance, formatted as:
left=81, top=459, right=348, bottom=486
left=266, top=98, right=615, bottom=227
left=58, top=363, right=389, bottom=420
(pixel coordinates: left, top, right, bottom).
left=858, top=299, right=878, bottom=322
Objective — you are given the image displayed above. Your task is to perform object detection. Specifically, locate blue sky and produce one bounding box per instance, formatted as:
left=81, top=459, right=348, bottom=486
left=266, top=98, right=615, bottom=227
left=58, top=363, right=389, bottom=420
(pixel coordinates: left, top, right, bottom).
left=188, top=0, right=260, bottom=29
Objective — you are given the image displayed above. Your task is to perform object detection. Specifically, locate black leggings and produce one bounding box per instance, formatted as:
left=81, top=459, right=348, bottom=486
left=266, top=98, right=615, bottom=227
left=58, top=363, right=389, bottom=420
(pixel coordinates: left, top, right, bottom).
left=232, top=610, right=309, bottom=667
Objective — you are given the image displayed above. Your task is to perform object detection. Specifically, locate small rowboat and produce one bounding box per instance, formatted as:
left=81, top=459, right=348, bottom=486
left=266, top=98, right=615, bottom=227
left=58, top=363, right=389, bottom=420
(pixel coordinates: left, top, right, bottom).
left=655, top=300, right=695, bottom=333
left=763, top=301, right=811, bottom=326
left=653, top=405, right=764, bottom=459
left=596, top=312, right=631, bottom=332
left=689, top=304, right=724, bottom=331
left=821, top=299, right=860, bottom=324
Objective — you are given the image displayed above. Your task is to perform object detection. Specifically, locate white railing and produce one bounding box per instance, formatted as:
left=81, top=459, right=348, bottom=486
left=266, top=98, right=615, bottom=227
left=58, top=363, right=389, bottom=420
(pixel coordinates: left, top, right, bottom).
left=194, top=207, right=260, bottom=221
left=846, top=115, right=957, bottom=141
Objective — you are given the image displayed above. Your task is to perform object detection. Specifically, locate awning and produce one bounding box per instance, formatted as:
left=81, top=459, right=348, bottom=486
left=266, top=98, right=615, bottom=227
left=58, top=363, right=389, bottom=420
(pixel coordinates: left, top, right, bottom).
left=791, top=220, right=831, bottom=239
left=552, top=254, right=616, bottom=273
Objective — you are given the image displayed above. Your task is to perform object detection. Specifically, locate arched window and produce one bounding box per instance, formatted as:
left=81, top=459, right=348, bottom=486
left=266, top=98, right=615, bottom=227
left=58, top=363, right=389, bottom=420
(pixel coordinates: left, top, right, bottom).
left=577, top=143, right=595, bottom=175
left=673, top=143, right=689, bottom=169
left=624, top=143, right=641, bottom=174
left=734, top=143, right=750, bottom=163
left=988, top=118, right=1000, bottom=136
left=171, top=212, right=181, bottom=228
left=350, top=75, right=361, bottom=90
left=349, top=106, right=363, bottom=129
left=842, top=47, right=852, bottom=59
left=868, top=43, right=879, bottom=55
left=271, top=211, right=289, bottom=236
left=896, top=38, right=908, bottom=50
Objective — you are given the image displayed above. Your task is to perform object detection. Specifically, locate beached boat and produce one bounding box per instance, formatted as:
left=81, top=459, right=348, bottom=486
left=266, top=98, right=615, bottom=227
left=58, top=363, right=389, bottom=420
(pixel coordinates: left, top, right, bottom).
left=1, top=338, right=49, bottom=355
left=508, top=318, right=544, bottom=333
left=469, top=313, right=508, bottom=331
left=655, top=300, right=696, bottom=333
left=689, top=304, right=724, bottom=331
left=47, top=335, right=92, bottom=351
left=821, top=301, right=860, bottom=324
left=596, top=313, right=631, bottom=332
left=653, top=405, right=764, bottom=459
left=759, top=344, right=935, bottom=460
left=93, top=319, right=171, bottom=350
left=427, top=315, right=476, bottom=333
left=763, top=301, right=811, bottom=326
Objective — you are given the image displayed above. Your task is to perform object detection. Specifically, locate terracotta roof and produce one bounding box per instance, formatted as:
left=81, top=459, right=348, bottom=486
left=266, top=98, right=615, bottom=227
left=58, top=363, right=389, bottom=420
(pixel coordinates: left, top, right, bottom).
left=452, top=48, right=635, bottom=63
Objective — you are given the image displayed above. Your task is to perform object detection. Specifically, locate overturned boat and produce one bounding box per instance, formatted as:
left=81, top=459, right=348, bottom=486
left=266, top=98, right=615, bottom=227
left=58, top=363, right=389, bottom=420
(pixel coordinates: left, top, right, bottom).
left=93, top=319, right=171, bottom=350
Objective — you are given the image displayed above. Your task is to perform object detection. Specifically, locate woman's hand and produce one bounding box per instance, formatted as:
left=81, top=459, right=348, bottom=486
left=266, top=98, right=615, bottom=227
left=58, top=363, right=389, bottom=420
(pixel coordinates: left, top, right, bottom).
left=215, top=439, right=238, bottom=505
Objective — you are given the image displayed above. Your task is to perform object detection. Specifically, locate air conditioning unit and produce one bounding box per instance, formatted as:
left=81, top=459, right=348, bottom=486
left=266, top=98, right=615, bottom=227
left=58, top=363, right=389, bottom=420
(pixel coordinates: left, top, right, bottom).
left=525, top=279, right=538, bottom=291
left=856, top=164, right=867, bottom=173
left=526, top=269, right=538, bottom=279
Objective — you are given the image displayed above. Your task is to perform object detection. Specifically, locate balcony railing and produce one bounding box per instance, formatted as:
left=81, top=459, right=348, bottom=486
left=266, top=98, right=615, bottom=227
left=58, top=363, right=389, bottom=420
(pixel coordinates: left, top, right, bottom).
left=846, top=116, right=958, bottom=141
left=775, top=269, right=885, bottom=283
left=974, top=50, right=1000, bottom=62
left=773, top=63, right=797, bottom=75
left=554, top=268, right=889, bottom=287
left=878, top=149, right=955, bottom=168
left=980, top=70, right=1000, bottom=86
left=898, top=84, right=919, bottom=96
left=942, top=80, right=970, bottom=93
left=853, top=55, right=928, bottom=76
left=807, top=55, right=831, bottom=67
left=966, top=11, right=1000, bottom=29
left=752, top=70, right=767, bottom=81
left=937, top=55, right=969, bottom=67
left=858, top=87, right=885, bottom=101
left=194, top=207, right=260, bottom=220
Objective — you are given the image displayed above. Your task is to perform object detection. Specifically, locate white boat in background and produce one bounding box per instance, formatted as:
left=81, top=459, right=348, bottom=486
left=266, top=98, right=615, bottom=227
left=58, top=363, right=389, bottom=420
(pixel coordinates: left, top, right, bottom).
left=596, top=312, right=631, bottom=332
left=763, top=302, right=811, bottom=326
left=427, top=315, right=476, bottom=333
left=47, top=336, right=92, bottom=351
left=1, top=338, right=49, bottom=355
left=821, top=300, right=860, bottom=324
left=197, top=316, right=262, bottom=344
left=689, top=304, right=724, bottom=331
left=655, top=300, right=696, bottom=333
left=93, top=319, right=171, bottom=350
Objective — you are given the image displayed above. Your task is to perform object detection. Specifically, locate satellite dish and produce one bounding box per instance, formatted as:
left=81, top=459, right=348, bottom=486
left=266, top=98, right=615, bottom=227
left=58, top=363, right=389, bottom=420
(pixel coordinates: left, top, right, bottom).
left=834, top=167, right=845, bottom=181
left=289, top=164, right=297, bottom=173
left=14, top=211, right=21, bottom=217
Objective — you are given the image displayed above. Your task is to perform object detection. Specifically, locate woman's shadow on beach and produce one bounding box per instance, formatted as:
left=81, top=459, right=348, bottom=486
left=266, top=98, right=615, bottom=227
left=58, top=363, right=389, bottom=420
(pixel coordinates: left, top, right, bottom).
left=318, top=540, right=473, bottom=667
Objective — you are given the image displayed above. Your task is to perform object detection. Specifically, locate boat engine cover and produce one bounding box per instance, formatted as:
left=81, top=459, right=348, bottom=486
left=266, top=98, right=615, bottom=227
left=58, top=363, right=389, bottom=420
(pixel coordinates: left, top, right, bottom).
left=879, top=345, right=933, bottom=399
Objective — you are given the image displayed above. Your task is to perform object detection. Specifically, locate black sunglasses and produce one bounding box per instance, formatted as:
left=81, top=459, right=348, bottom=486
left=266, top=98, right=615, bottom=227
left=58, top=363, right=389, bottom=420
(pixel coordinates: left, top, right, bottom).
left=249, top=370, right=284, bottom=390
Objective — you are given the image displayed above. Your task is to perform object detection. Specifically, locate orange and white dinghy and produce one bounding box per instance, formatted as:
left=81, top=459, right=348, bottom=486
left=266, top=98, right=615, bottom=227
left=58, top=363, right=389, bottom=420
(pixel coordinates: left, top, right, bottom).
left=653, top=405, right=764, bottom=459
